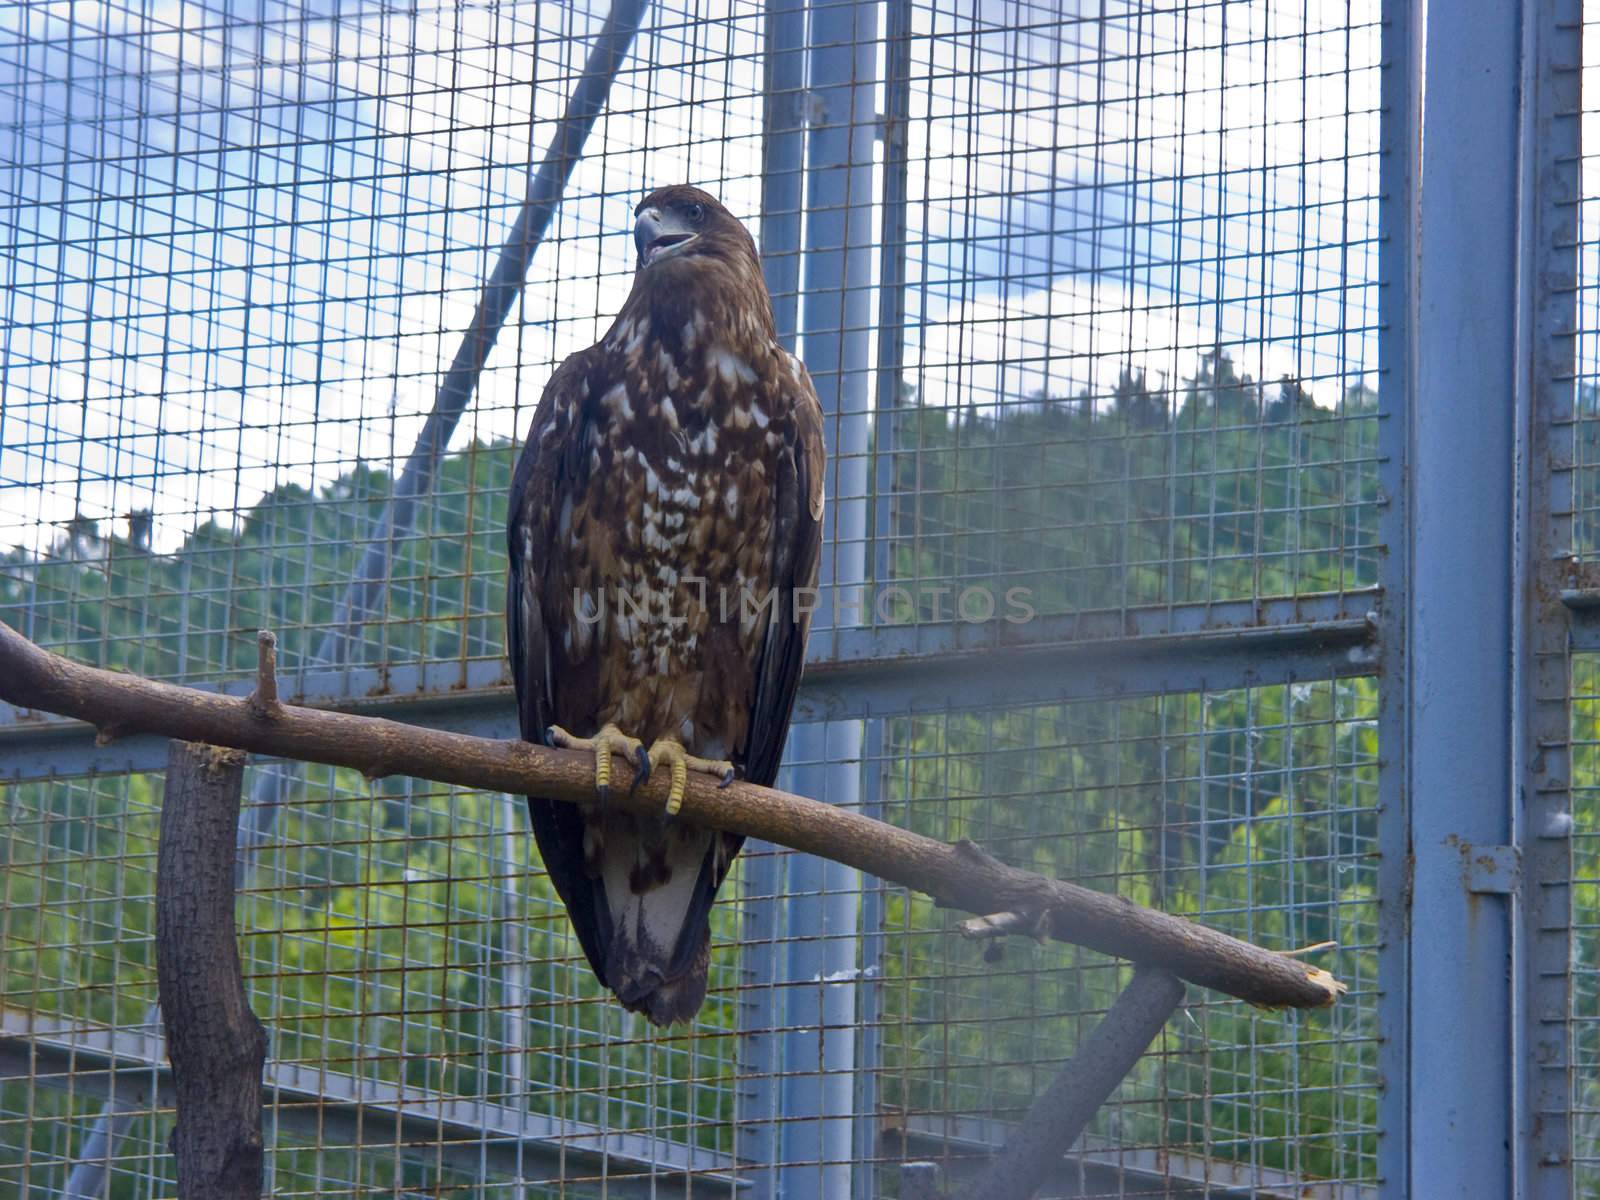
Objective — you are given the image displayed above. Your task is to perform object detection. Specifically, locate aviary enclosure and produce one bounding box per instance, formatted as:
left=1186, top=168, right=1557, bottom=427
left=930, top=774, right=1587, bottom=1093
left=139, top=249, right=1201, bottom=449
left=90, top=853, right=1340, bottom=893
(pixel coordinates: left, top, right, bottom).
left=0, top=0, right=1593, bottom=1196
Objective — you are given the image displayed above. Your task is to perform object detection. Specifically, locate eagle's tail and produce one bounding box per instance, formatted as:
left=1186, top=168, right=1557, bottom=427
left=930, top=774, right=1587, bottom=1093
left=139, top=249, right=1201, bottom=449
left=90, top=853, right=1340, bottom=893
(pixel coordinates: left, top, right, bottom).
left=608, top=926, right=711, bottom=1026
left=596, top=815, right=720, bottom=1027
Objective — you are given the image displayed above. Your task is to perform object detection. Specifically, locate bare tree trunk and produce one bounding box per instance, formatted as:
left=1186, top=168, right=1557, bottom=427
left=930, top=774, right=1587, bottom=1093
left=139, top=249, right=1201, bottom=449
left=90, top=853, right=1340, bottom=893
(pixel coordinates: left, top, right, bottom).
left=155, top=741, right=267, bottom=1199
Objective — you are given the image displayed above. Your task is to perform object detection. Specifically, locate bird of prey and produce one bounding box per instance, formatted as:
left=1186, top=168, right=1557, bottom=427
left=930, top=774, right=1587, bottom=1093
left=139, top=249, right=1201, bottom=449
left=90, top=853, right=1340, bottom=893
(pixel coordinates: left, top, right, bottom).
left=506, top=186, right=824, bottom=1025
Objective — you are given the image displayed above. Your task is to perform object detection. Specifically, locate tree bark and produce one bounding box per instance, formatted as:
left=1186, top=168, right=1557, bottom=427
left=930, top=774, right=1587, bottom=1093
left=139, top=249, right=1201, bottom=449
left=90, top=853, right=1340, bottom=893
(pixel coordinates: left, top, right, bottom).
left=1, top=619, right=1344, bottom=1009
left=155, top=740, right=267, bottom=1200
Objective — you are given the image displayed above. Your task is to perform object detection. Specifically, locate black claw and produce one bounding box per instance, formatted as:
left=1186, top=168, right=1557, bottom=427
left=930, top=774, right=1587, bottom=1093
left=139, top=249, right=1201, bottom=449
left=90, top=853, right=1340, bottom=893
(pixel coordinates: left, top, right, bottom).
left=596, top=782, right=611, bottom=814
left=718, top=767, right=736, bottom=789
left=627, top=746, right=652, bottom=799
left=543, top=726, right=559, bottom=748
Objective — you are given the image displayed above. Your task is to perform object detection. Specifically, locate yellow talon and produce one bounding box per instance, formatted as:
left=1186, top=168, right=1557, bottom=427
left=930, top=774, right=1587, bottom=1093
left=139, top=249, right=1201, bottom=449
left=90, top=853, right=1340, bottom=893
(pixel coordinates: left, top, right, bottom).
left=665, top=754, right=687, bottom=817
left=548, top=722, right=647, bottom=807
left=645, top=738, right=736, bottom=818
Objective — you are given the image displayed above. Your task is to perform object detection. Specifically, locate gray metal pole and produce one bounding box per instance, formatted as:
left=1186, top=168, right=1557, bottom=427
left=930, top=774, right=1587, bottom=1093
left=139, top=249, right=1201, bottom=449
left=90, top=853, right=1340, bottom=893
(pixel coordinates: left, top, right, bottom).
left=60, top=1096, right=140, bottom=1199
left=736, top=0, right=808, bottom=1183
left=949, top=969, right=1185, bottom=1200
left=59, top=5, right=653, bottom=1193
left=851, top=720, right=888, bottom=1200
left=779, top=725, right=864, bottom=1199
left=1372, top=0, right=1413, bottom=1191
left=1385, top=0, right=1522, bottom=1193
left=778, top=0, right=880, bottom=1194
left=1512, top=1, right=1579, bottom=1195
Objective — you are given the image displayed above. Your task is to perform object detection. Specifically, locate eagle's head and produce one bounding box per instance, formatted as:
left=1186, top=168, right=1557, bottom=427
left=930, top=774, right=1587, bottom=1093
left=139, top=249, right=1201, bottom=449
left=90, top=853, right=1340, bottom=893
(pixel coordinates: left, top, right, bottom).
left=633, top=186, right=758, bottom=273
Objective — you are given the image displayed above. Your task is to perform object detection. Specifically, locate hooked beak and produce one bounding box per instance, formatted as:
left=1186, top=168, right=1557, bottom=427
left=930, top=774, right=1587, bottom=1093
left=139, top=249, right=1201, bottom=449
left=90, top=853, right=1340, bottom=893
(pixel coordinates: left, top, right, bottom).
left=635, top=207, right=698, bottom=267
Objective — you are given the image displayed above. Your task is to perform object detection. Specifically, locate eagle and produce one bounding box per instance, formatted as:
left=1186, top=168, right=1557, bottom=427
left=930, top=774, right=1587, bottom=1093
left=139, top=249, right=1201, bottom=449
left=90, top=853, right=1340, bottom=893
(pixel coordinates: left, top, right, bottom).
left=506, top=186, right=825, bottom=1025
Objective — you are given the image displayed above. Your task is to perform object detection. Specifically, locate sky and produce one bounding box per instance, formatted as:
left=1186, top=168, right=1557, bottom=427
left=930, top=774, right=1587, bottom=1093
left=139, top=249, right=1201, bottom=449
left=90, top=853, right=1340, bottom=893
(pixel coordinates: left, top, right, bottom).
left=0, top=0, right=1384, bottom=557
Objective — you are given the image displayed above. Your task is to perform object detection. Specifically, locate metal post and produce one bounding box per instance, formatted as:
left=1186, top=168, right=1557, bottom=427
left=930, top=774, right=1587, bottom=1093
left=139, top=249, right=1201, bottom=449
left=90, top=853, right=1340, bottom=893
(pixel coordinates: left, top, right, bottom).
left=779, top=726, right=864, bottom=1199
left=852, top=720, right=888, bottom=1200
left=737, top=0, right=809, bottom=1185
left=872, top=0, right=914, bottom=591
left=1372, top=0, right=1414, bottom=1191
left=777, top=0, right=880, bottom=1195
left=1383, top=0, right=1523, bottom=1193
left=498, top=789, right=532, bottom=1196
left=1512, top=1, right=1580, bottom=1196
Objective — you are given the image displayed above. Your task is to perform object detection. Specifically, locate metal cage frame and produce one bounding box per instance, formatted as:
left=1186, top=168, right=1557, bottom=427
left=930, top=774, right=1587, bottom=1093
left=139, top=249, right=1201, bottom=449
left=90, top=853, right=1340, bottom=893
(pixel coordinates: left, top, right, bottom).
left=0, top=0, right=1589, bottom=1195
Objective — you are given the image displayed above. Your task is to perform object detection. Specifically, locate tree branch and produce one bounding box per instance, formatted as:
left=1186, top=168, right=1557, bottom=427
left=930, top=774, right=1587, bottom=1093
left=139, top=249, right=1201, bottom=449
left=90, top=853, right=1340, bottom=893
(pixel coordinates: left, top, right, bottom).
left=156, top=741, right=267, bottom=1199
left=248, top=630, right=279, bottom=718
left=0, top=620, right=1345, bottom=1008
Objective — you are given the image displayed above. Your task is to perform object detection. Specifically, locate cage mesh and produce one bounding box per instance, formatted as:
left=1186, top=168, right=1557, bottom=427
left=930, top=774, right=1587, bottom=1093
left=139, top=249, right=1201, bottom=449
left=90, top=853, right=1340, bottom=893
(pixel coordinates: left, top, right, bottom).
left=2, top=682, right=1378, bottom=1197
left=0, top=0, right=769, bottom=686
left=868, top=680, right=1379, bottom=1195
left=1574, top=652, right=1600, bottom=1200
left=879, top=0, right=1382, bottom=628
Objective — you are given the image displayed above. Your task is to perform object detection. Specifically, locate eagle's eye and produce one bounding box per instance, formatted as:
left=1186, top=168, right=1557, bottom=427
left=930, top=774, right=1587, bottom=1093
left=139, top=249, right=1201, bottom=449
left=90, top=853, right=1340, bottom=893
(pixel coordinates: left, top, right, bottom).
left=686, top=202, right=706, bottom=224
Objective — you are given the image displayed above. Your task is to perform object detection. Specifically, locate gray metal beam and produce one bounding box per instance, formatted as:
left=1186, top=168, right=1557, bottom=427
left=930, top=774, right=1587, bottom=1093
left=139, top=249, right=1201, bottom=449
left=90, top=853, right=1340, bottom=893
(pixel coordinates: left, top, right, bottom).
left=1387, top=0, right=1522, bottom=1194
left=0, top=1008, right=740, bottom=1195
left=1372, top=0, right=1414, bottom=1192
left=1513, top=2, right=1581, bottom=1196
left=1557, top=598, right=1600, bottom=652
left=798, top=605, right=1375, bottom=721
left=871, top=0, right=913, bottom=592
left=0, top=600, right=1378, bottom=782
left=776, top=0, right=881, bottom=1189
left=888, top=1114, right=1377, bottom=1200
left=737, top=0, right=810, bottom=1179
left=0, top=589, right=1375, bottom=725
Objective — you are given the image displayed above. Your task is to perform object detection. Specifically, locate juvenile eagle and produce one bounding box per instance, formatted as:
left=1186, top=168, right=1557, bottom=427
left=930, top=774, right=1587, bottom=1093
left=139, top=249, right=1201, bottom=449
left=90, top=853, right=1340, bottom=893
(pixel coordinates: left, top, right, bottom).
left=506, top=186, right=824, bottom=1025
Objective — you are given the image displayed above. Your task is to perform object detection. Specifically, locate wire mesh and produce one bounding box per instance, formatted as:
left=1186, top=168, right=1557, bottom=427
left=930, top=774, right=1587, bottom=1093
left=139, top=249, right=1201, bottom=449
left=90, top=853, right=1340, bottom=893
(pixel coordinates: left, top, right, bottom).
left=1574, top=656, right=1600, bottom=1200
left=0, top=0, right=1389, bottom=1195
left=878, top=0, right=1383, bottom=629
left=0, top=0, right=769, bottom=688
left=0, top=685, right=1378, bottom=1198
left=865, top=680, right=1379, bottom=1196
left=0, top=766, right=745, bottom=1196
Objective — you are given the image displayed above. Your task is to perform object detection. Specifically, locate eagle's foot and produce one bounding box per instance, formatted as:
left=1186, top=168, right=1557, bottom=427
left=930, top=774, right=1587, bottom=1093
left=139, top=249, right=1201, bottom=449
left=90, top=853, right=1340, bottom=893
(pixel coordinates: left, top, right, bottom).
left=644, top=738, right=736, bottom=818
left=547, top=723, right=648, bottom=810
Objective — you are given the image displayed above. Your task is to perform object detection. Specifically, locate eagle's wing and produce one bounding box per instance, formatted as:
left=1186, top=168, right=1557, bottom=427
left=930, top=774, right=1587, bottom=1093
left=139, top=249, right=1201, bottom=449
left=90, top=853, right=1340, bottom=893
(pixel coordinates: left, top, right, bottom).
left=507, top=349, right=614, bottom=984
left=742, top=356, right=825, bottom=788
